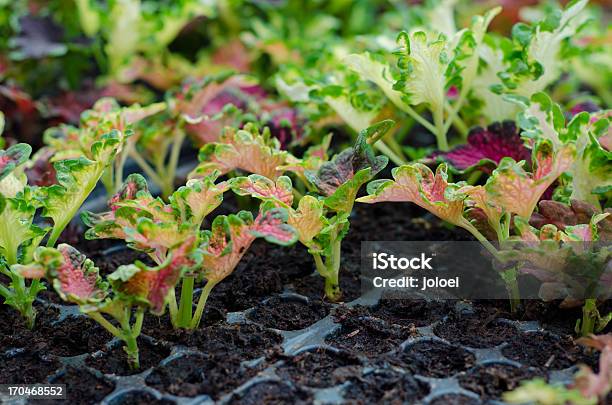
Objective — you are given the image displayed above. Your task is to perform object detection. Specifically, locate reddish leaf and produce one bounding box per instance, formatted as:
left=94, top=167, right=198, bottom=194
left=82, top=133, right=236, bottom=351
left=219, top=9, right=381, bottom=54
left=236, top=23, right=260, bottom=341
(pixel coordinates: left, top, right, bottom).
left=109, top=237, right=196, bottom=314
left=432, top=121, right=530, bottom=172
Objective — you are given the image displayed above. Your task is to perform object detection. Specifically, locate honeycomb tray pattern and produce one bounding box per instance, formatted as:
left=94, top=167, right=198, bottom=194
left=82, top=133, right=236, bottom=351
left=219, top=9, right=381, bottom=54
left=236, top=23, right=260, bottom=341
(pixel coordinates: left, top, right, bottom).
left=1, top=275, right=581, bottom=405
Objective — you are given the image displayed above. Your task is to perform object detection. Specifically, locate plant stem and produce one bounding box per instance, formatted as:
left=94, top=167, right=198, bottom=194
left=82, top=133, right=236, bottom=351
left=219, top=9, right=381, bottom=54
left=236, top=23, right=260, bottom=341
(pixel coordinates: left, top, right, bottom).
left=164, top=129, right=186, bottom=199
left=114, top=146, right=131, bottom=193
left=462, top=220, right=523, bottom=312
left=167, top=288, right=178, bottom=328
left=312, top=253, right=327, bottom=276
left=324, top=271, right=341, bottom=302
left=89, top=312, right=122, bottom=338
left=133, top=309, right=144, bottom=336
left=578, top=299, right=597, bottom=337
left=190, top=280, right=217, bottom=329
left=128, top=149, right=165, bottom=192
left=433, top=106, right=448, bottom=152
left=395, top=103, right=437, bottom=135
left=123, top=330, right=140, bottom=370
left=373, top=141, right=407, bottom=166
left=466, top=171, right=482, bottom=185
left=501, top=267, right=521, bottom=313
left=177, top=276, right=195, bottom=328
left=101, top=166, right=114, bottom=197
left=461, top=220, right=502, bottom=261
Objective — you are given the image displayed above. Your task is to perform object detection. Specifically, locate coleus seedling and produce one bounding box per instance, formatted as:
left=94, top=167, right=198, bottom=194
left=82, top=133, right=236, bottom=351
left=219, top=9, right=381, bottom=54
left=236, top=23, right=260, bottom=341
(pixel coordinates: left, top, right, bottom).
left=518, top=92, right=611, bottom=210
left=504, top=334, right=611, bottom=405
left=43, top=97, right=165, bottom=196
left=16, top=243, right=159, bottom=370
left=82, top=172, right=297, bottom=329
left=345, top=6, right=500, bottom=151
left=132, top=75, right=268, bottom=199
left=358, top=137, right=575, bottom=312
left=0, top=142, right=45, bottom=328
left=231, top=120, right=392, bottom=301
left=82, top=171, right=226, bottom=329
left=503, top=212, right=612, bottom=337
left=0, top=124, right=127, bottom=328
left=170, top=74, right=262, bottom=146
left=189, top=123, right=288, bottom=180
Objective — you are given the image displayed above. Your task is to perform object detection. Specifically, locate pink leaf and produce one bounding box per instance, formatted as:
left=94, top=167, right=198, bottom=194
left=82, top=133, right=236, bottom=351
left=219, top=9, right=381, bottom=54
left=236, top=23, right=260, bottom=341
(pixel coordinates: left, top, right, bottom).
left=432, top=121, right=529, bottom=172
left=485, top=142, right=574, bottom=218
left=358, top=163, right=467, bottom=227
left=109, top=237, right=196, bottom=314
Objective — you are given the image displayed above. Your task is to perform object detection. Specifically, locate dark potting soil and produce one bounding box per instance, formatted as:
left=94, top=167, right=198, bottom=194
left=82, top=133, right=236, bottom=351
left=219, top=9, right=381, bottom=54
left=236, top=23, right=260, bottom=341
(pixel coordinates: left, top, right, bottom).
left=351, top=299, right=452, bottom=328
left=0, top=303, right=111, bottom=356
left=144, top=322, right=282, bottom=360
left=0, top=350, right=61, bottom=384
left=429, top=394, right=482, bottom=405
left=348, top=202, right=476, bottom=243
left=0, top=303, right=59, bottom=349
left=145, top=352, right=260, bottom=399
left=107, top=390, right=175, bottom=405
left=457, top=363, right=543, bottom=401
left=473, top=299, right=612, bottom=337
left=391, top=340, right=476, bottom=378
left=434, top=310, right=519, bottom=348
left=39, top=315, right=112, bottom=357
left=207, top=245, right=287, bottom=311
left=290, top=270, right=363, bottom=302
left=35, top=366, right=115, bottom=405
left=342, top=368, right=430, bottom=404
left=501, top=331, right=596, bottom=370
left=274, top=348, right=361, bottom=388
left=246, top=295, right=330, bottom=331
left=326, top=306, right=417, bottom=357
left=86, top=339, right=172, bottom=376
left=228, top=381, right=313, bottom=405
left=140, top=307, right=225, bottom=339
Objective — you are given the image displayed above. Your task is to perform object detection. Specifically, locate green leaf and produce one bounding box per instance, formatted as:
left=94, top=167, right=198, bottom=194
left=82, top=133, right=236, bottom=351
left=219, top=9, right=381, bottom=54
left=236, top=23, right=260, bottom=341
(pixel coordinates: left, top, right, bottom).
left=394, top=31, right=449, bottom=110
left=40, top=130, right=126, bottom=247
left=0, top=143, right=32, bottom=182
left=0, top=189, right=47, bottom=265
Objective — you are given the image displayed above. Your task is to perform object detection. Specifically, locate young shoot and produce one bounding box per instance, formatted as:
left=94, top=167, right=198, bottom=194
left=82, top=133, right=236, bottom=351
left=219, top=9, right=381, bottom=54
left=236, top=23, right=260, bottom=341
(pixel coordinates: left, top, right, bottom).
left=17, top=244, right=156, bottom=370
left=232, top=120, right=392, bottom=301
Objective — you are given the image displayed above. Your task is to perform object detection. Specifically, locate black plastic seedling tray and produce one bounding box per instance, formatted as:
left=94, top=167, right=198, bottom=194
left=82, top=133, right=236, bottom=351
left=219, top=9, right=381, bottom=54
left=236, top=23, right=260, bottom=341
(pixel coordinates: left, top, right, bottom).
left=1, top=272, right=588, bottom=405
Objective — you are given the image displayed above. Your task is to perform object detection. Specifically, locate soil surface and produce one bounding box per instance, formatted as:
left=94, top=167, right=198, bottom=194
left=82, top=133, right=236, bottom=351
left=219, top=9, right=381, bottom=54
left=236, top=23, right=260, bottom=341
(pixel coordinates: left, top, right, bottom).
left=107, top=390, right=175, bottom=405
left=326, top=306, right=417, bottom=357
left=38, top=366, right=115, bottom=405
left=429, top=394, right=481, bottom=405
left=274, top=348, right=360, bottom=388
left=0, top=304, right=111, bottom=356
left=145, top=352, right=260, bottom=399
left=228, top=381, right=313, bottom=405
left=86, top=339, right=172, bottom=376
left=390, top=340, right=476, bottom=378
left=457, top=363, right=543, bottom=401
left=342, top=368, right=430, bottom=404
left=501, top=331, right=597, bottom=370
left=0, top=350, right=61, bottom=384
left=246, top=295, right=330, bottom=331
left=434, top=310, right=519, bottom=348
left=350, top=299, right=452, bottom=328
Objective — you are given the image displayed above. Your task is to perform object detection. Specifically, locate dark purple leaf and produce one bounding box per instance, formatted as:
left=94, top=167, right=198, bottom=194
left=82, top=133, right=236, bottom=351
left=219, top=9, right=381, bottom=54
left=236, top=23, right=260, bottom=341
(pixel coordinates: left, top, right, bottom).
left=432, top=121, right=530, bottom=173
